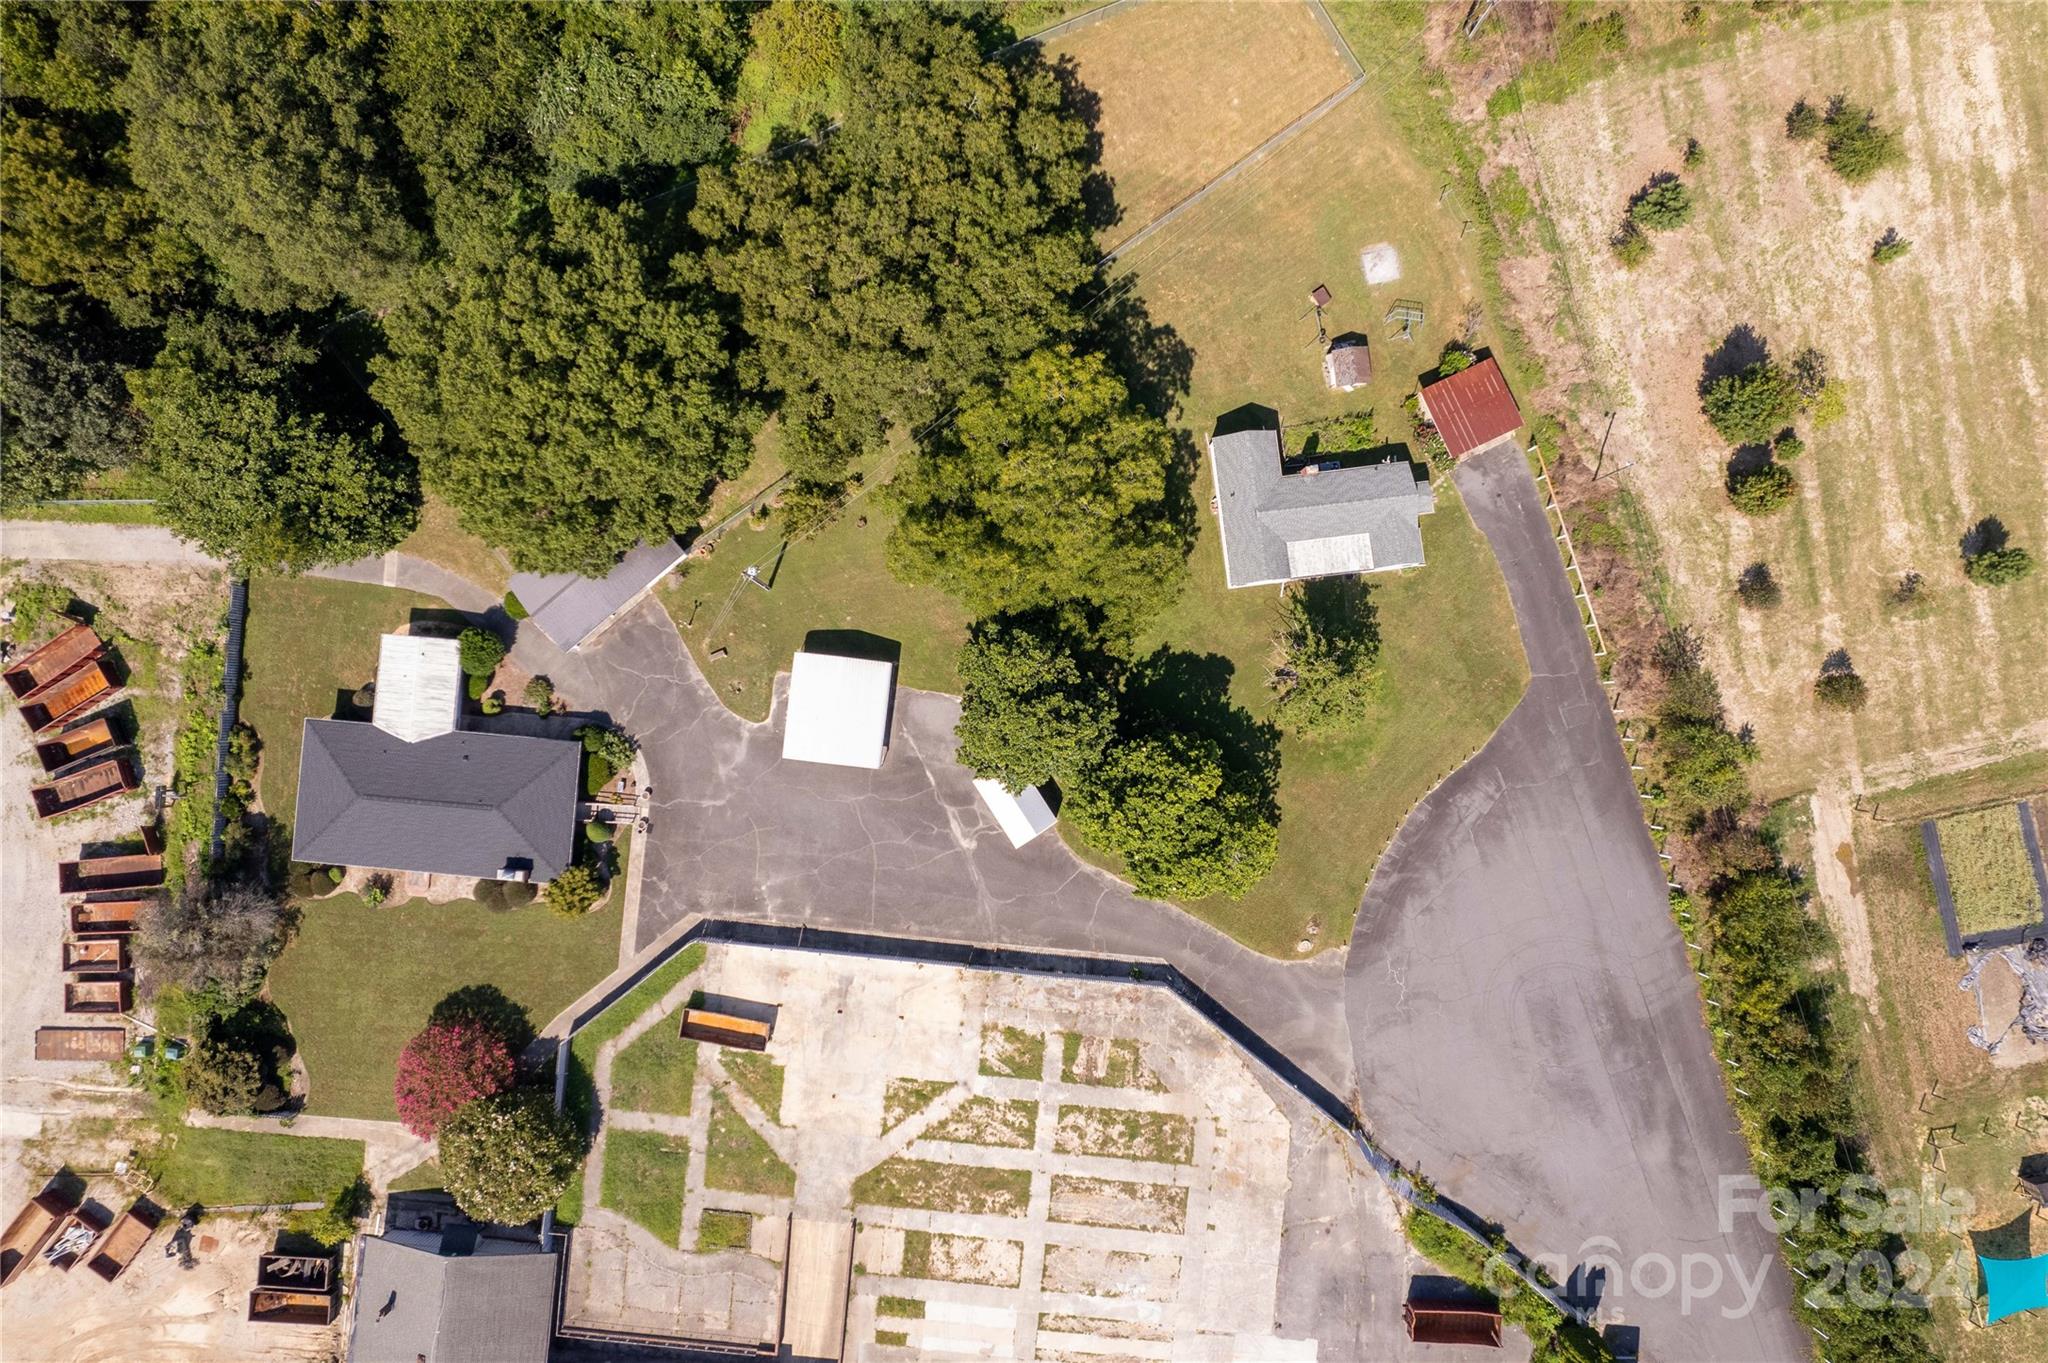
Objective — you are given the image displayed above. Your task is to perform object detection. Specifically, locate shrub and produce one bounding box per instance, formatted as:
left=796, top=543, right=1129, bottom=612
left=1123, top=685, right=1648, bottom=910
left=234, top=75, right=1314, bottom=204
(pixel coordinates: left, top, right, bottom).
left=1436, top=342, right=1476, bottom=377
left=466, top=673, right=488, bottom=701
left=1065, top=731, right=1278, bottom=901
left=1609, top=220, right=1651, bottom=268
left=1785, top=98, right=1822, bottom=140
left=1822, top=96, right=1903, bottom=182
left=480, top=695, right=503, bottom=716
left=954, top=616, right=1116, bottom=790
left=1788, top=346, right=1828, bottom=400
left=1771, top=430, right=1803, bottom=461
left=545, top=864, right=602, bottom=916
left=185, top=1033, right=266, bottom=1115
left=1681, top=135, right=1705, bottom=169
left=575, top=723, right=635, bottom=770
left=523, top=675, right=554, bottom=713
left=184, top=1005, right=292, bottom=1116
left=286, top=1180, right=369, bottom=1247
left=134, top=881, right=289, bottom=1005
left=438, top=1088, right=582, bottom=1226
left=1627, top=173, right=1693, bottom=230
left=394, top=1021, right=517, bottom=1139
left=1809, top=381, right=1847, bottom=427
left=457, top=625, right=507, bottom=678
left=1815, top=669, right=1867, bottom=712
left=1871, top=228, right=1912, bottom=264
left=1963, top=546, right=2035, bottom=586
left=1701, top=360, right=1797, bottom=444
left=1269, top=582, right=1383, bottom=736
left=1735, top=563, right=1782, bottom=609
left=1889, top=570, right=1924, bottom=607
left=1727, top=462, right=1796, bottom=515
left=502, top=591, right=528, bottom=620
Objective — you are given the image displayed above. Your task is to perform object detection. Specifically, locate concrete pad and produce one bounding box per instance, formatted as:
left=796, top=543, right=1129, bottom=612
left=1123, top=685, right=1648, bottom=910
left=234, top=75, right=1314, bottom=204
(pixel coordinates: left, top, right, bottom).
left=784, top=1216, right=855, bottom=1361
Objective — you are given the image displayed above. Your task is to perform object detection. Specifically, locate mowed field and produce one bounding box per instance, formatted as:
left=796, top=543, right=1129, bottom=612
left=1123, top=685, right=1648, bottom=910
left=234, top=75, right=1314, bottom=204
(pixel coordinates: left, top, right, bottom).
left=675, top=0, right=1527, bottom=956
left=1501, top=3, right=2048, bottom=796
left=1041, top=0, right=1355, bottom=245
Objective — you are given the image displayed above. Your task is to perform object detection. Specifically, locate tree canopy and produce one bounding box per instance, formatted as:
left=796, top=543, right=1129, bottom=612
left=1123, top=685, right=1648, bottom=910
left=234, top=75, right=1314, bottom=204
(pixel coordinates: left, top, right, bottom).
left=130, top=311, right=417, bottom=572
left=694, top=5, right=1094, bottom=484
left=953, top=615, right=1116, bottom=791
left=887, top=346, right=1187, bottom=633
left=121, top=0, right=424, bottom=312
left=1268, top=582, right=1383, bottom=736
left=1701, top=359, right=1798, bottom=445
left=438, top=1087, right=583, bottom=1226
left=1064, top=730, right=1279, bottom=901
left=376, top=195, right=756, bottom=574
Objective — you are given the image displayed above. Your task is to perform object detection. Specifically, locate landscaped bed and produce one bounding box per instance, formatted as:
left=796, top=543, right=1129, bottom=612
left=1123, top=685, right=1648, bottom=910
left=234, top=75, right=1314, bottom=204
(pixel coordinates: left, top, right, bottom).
left=1932, top=805, right=2046, bottom=937
left=703, top=1090, right=795, bottom=1198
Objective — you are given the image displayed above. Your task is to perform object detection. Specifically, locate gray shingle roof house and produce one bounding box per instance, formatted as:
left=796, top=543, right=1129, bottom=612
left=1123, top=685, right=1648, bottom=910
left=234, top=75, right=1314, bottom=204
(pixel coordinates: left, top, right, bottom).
left=348, top=1233, right=558, bottom=1363
left=292, top=719, right=579, bottom=883
left=508, top=538, right=686, bottom=652
left=1209, top=427, right=1436, bottom=589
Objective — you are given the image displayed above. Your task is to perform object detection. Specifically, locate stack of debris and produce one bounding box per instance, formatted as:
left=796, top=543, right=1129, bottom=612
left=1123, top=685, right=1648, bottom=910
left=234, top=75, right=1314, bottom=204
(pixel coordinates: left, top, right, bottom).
left=1961, top=939, right=2048, bottom=1053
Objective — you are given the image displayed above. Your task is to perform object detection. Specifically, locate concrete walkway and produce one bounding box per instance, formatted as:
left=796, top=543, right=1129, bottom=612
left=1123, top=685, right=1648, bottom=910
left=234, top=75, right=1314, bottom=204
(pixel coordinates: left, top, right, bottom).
left=1, top=521, right=220, bottom=565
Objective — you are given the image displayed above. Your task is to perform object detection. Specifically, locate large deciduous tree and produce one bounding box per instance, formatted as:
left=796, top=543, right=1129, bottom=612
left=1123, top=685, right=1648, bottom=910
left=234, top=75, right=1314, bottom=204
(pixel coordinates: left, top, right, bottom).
left=375, top=195, right=756, bottom=574
left=129, top=311, right=417, bottom=572
left=133, top=880, right=290, bottom=1007
left=953, top=615, right=1116, bottom=792
left=394, top=1021, right=516, bottom=1139
left=0, top=304, right=144, bottom=507
left=887, top=346, right=1188, bottom=633
left=694, top=5, right=1094, bottom=484
left=438, top=1088, right=582, bottom=1226
left=1065, top=731, right=1279, bottom=902
left=121, top=0, right=423, bottom=312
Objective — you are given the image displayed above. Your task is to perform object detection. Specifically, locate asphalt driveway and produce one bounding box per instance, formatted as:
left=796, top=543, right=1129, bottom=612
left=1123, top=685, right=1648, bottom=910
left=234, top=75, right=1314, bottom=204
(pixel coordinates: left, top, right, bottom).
left=1343, top=445, right=1807, bottom=1362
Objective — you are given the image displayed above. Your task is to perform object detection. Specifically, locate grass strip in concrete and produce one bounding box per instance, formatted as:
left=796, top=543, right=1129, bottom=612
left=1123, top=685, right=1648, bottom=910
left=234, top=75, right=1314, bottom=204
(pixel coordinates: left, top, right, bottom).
left=1054, top=1105, right=1192, bottom=1163
left=722, top=1049, right=786, bottom=1124
left=602, top=1130, right=688, bottom=1246
left=697, top=1208, right=754, bottom=1253
left=705, top=1089, right=796, bottom=1197
left=876, top=1295, right=926, bottom=1319
left=1047, top=1174, right=1188, bottom=1234
left=925, top=1097, right=1038, bottom=1149
left=900, top=1230, right=1023, bottom=1287
left=611, top=1021, right=699, bottom=1117
left=883, top=1078, right=952, bottom=1133
left=853, top=1157, right=1032, bottom=1218
left=979, top=1025, right=1045, bottom=1079
left=1059, top=1034, right=1163, bottom=1090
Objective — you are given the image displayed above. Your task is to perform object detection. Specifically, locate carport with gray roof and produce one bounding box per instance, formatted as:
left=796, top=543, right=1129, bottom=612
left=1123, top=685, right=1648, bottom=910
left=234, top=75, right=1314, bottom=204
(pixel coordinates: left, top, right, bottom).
left=291, top=718, right=580, bottom=882
left=1209, top=428, right=1435, bottom=588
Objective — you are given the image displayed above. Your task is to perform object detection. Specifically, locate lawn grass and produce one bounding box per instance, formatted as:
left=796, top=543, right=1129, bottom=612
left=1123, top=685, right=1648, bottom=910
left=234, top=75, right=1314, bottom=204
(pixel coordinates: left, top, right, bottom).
left=696, top=1208, right=754, bottom=1253
left=396, top=495, right=510, bottom=595
left=704, top=1089, right=796, bottom=1198
left=267, top=892, right=624, bottom=1119
left=883, top=1078, right=952, bottom=1134
left=978, top=1026, right=1045, bottom=1080
left=720, top=1050, right=785, bottom=1124
left=1933, top=806, right=2045, bottom=936
left=13, top=469, right=162, bottom=524
left=852, top=1157, right=1031, bottom=1218
left=601, top=1129, right=688, bottom=1246
left=661, top=480, right=971, bottom=724
left=609, top=1014, right=698, bottom=1117
left=241, top=576, right=439, bottom=831
left=1039, top=0, right=1354, bottom=245
left=567, top=943, right=708, bottom=1131
left=1059, top=1034, right=1162, bottom=1091
left=1870, top=751, right=2048, bottom=823
left=876, top=1294, right=926, bottom=1319
left=147, top=1126, right=364, bottom=1208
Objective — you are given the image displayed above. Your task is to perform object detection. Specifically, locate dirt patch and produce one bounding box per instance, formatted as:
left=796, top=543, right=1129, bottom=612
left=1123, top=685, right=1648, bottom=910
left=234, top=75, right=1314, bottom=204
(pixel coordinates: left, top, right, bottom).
left=1040, top=1244, right=1181, bottom=1302
left=924, top=1096, right=1037, bottom=1149
left=978, top=1024, right=1045, bottom=1080
left=1053, top=1105, right=1193, bottom=1164
left=1060, top=1034, right=1163, bottom=1091
left=1046, top=1174, right=1188, bottom=1234
left=902, top=1230, right=1022, bottom=1288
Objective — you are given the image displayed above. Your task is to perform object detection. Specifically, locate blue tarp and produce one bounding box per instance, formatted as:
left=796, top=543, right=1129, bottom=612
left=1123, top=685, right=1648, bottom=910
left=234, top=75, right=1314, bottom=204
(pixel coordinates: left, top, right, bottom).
left=1980, top=1252, right=2048, bottom=1324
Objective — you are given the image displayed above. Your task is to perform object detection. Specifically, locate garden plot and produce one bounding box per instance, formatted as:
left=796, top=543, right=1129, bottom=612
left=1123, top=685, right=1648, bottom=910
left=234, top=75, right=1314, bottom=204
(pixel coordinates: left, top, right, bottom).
left=1931, top=804, right=2047, bottom=939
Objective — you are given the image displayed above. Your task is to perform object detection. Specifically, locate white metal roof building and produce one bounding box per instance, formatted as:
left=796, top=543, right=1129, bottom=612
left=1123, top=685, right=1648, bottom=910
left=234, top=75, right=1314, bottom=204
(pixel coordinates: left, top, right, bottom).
left=973, top=779, right=1057, bottom=848
left=370, top=634, right=462, bottom=743
left=780, top=652, right=894, bottom=769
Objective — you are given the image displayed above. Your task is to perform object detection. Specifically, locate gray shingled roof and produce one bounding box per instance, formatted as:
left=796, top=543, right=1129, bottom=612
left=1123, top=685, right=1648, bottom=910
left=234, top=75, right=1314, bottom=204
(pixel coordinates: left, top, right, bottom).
left=349, top=1237, right=558, bottom=1363
left=508, top=539, right=685, bottom=651
left=291, top=719, right=579, bottom=881
left=1209, top=428, right=1436, bottom=588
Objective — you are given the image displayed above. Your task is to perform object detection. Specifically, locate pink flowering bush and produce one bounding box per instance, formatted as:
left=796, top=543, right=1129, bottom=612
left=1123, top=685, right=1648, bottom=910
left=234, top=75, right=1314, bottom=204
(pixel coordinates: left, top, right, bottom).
left=393, top=1021, right=515, bottom=1138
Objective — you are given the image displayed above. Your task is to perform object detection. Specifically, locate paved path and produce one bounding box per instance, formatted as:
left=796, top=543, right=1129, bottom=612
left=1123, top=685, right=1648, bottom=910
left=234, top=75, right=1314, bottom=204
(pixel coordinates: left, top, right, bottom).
left=1343, top=445, right=1807, bottom=1362
left=1, top=521, right=220, bottom=565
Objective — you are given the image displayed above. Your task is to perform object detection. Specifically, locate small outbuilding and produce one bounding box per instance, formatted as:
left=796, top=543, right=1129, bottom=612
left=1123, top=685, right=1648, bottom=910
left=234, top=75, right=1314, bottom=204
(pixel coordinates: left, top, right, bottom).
left=1322, top=335, right=1372, bottom=392
left=781, top=651, right=894, bottom=769
left=507, top=538, right=686, bottom=653
left=370, top=634, right=462, bottom=743
left=973, top=779, right=1057, bottom=848
left=1416, top=355, right=1524, bottom=461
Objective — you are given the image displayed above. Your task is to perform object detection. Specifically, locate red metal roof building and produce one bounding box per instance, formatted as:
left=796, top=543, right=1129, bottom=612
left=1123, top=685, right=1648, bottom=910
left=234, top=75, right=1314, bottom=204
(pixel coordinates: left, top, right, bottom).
left=1418, top=356, right=1524, bottom=459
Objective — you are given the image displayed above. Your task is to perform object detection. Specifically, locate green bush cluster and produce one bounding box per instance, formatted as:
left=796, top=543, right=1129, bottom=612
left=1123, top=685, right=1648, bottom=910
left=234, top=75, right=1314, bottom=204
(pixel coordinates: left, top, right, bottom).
left=1726, top=462, right=1796, bottom=515
left=1870, top=229, right=1912, bottom=265
left=1963, top=545, right=2034, bottom=587
left=1626, top=173, right=1693, bottom=231
left=457, top=625, right=506, bottom=678
left=1609, top=221, right=1651, bottom=268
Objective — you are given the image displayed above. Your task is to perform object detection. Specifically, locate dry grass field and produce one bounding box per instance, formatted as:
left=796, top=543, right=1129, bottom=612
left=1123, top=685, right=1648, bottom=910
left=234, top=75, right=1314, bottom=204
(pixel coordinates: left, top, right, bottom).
left=1041, top=0, right=1355, bottom=246
left=1496, top=2, right=2048, bottom=796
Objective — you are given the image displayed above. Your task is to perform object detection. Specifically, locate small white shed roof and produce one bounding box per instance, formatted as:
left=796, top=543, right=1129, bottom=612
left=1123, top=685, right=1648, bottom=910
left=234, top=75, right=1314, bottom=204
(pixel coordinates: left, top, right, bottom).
left=973, top=779, right=1057, bottom=848
left=781, top=652, right=894, bottom=769
left=371, top=634, right=462, bottom=744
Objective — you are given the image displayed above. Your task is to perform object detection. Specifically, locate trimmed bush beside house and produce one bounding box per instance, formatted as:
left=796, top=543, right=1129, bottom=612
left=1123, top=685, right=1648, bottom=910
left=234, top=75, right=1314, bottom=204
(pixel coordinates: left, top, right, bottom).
left=545, top=864, right=602, bottom=917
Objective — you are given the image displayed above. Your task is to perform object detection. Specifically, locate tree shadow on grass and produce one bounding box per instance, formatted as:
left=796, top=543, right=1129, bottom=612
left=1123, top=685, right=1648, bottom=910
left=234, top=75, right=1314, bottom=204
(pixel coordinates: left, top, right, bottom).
left=1123, top=648, right=1281, bottom=811
left=1960, top=516, right=2009, bottom=559
left=1296, top=575, right=1382, bottom=657
left=1724, top=443, right=1776, bottom=483
left=1697, top=323, right=1772, bottom=395
left=430, top=985, right=536, bottom=1055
